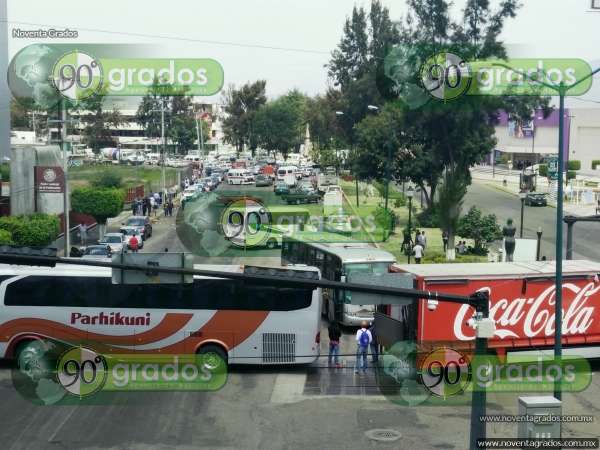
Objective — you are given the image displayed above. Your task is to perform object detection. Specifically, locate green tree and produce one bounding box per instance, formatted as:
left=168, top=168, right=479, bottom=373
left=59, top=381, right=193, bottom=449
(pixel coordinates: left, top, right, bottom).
left=328, top=5, right=369, bottom=89
left=71, top=188, right=125, bottom=238
left=457, top=206, right=502, bottom=253
left=0, top=214, right=60, bottom=247
left=221, top=81, right=267, bottom=153
left=76, top=86, right=124, bottom=152
left=253, top=97, right=302, bottom=159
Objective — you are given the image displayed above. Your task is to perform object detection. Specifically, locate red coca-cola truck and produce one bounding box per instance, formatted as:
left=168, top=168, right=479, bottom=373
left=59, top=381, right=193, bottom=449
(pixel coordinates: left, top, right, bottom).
left=385, top=260, right=600, bottom=359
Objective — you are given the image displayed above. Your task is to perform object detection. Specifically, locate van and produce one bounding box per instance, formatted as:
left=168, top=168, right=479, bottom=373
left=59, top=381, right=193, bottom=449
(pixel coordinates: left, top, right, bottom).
left=227, top=168, right=254, bottom=185
left=277, top=166, right=298, bottom=186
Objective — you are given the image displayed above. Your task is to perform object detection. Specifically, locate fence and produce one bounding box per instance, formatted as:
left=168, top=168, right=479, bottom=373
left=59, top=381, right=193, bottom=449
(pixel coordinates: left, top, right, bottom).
left=126, top=185, right=145, bottom=203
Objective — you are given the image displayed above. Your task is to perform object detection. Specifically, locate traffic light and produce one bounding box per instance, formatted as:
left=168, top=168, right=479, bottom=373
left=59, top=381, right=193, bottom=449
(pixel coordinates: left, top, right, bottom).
left=0, top=245, right=58, bottom=267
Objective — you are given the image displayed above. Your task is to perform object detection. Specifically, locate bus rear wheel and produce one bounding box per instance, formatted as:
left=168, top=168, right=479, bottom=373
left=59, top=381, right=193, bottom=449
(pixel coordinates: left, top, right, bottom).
left=198, top=344, right=228, bottom=370
left=266, top=238, right=277, bottom=249
left=15, top=340, right=46, bottom=381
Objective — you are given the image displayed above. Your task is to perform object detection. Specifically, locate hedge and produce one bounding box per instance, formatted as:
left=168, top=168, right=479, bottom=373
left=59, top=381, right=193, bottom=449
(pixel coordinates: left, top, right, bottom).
left=0, top=229, right=13, bottom=245
left=592, top=160, right=600, bottom=170
left=538, top=164, right=548, bottom=177
left=71, top=187, right=125, bottom=224
left=567, top=170, right=577, bottom=181
left=567, top=160, right=581, bottom=171
left=0, top=214, right=60, bottom=247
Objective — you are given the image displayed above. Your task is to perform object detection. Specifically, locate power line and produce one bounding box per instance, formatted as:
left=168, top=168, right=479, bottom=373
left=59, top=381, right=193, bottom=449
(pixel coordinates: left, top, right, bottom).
left=2, top=19, right=331, bottom=56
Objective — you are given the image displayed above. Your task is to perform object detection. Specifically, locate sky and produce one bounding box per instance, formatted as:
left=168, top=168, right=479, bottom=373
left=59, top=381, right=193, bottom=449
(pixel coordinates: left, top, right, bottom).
left=4, top=0, right=600, bottom=106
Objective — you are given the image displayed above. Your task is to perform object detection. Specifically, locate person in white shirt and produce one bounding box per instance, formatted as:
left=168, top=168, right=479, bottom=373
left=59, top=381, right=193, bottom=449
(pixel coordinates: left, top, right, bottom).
left=413, top=242, right=424, bottom=264
left=355, top=321, right=372, bottom=374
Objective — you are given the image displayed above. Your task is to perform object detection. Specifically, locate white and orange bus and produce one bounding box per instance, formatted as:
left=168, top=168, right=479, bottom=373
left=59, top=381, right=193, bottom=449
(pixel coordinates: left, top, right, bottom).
left=0, top=263, right=322, bottom=369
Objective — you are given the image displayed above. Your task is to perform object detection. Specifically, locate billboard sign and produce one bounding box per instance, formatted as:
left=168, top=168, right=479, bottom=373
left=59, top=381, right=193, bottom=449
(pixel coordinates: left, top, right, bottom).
left=35, top=166, right=65, bottom=193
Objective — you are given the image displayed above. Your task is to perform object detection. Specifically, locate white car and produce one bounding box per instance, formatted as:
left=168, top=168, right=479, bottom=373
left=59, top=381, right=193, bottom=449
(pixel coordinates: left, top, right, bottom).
left=182, top=186, right=199, bottom=202
left=119, top=226, right=144, bottom=249
left=99, top=233, right=125, bottom=253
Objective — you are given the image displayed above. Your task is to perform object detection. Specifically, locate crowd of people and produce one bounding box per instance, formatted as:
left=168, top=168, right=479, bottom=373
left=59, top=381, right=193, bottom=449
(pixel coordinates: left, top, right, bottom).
left=132, top=192, right=176, bottom=217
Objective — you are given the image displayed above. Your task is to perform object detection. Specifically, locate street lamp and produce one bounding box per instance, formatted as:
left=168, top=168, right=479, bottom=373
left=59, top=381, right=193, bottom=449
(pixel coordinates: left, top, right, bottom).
left=519, top=191, right=527, bottom=238
left=536, top=227, right=543, bottom=261
left=406, top=187, right=414, bottom=264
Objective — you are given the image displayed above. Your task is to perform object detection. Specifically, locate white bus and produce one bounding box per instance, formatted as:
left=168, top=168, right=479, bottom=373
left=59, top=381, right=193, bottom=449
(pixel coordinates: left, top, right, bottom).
left=282, top=236, right=396, bottom=326
left=227, top=168, right=254, bottom=185
left=0, top=264, right=322, bottom=368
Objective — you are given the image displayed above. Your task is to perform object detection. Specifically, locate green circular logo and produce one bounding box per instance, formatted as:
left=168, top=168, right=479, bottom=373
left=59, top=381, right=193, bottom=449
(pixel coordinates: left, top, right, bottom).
left=57, top=346, right=108, bottom=398
left=419, top=347, right=472, bottom=398
left=420, top=52, right=471, bottom=101
left=219, top=198, right=272, bottom=248
left=52, top=50, right=104, bottom=100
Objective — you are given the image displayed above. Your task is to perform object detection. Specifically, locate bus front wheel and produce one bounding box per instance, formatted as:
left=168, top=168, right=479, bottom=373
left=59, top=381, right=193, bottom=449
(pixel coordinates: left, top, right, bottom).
left=198, top=344, right=228, bottom=370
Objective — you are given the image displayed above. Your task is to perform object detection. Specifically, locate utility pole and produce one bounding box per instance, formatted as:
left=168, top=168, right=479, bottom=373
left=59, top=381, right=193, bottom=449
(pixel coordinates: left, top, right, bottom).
left=161, top=98, right=167, bottom=200
left=60, top=100, right=70, bottom=255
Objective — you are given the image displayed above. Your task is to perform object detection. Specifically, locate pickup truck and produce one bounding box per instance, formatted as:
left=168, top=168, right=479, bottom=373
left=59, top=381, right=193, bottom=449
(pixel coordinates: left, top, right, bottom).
left=281, top=187, right=321, bottom=204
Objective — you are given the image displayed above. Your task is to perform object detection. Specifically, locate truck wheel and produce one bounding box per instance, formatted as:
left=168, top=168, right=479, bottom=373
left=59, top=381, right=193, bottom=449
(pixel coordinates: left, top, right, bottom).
left=198, top=344, right=228, bottom=370
left=266, top=238, right=277, bottom=249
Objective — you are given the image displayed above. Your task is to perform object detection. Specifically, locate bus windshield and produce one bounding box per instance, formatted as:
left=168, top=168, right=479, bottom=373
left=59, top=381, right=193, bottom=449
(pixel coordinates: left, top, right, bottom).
left=344, top=262, right=391, bottom=275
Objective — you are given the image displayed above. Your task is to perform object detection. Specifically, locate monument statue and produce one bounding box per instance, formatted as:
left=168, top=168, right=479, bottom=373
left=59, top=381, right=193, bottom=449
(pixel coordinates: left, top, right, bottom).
left=503, top=218, right=516, bottom=262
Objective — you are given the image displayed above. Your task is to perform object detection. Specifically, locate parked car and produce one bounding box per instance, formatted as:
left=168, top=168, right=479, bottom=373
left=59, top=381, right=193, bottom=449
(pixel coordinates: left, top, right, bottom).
left=119, top=226, right=144, bottom=249
left=255, top=174, right=273, bottom=187
left=274, top=182, right=290, bottom=195
left=99, top=233, right=126, bottom=253
left=324, top=215, right=353, bottom=235
left=282, top=186, right=321, bottom=204
left=525, top=192, right=548, bottom=206
left=81, top=245, right=113, bottom=260
left=124, top=215, right=152, bottom=239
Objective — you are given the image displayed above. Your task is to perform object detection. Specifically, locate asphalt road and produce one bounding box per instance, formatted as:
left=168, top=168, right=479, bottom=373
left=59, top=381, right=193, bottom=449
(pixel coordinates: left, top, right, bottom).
left=463, top=180, right=600, bottom=261
left=1, top=181, right=599, bottom=449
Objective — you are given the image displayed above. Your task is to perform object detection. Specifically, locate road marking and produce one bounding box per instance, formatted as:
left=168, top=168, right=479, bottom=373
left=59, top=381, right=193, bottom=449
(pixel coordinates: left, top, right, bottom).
left=270, top=373, right=306, bottom=404
left=270, top=372, right=387, bottom=404
left=47, top=407, right=77, bottom=443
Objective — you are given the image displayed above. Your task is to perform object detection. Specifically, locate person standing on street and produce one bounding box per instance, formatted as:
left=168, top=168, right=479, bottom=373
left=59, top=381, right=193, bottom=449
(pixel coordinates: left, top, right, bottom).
left=129, top=234, right=139, bottom=253
left=79, top=223, right=88, bottom=246
left=413, top=241, right=424, bottom=264
left=150, top=196, right=156, bottom=216
left=142, top=198, right=148, bottom=216
left=355, top=321, right=372, bottom=374
left=420, top=231, right=427, bottom=250
left=328, top=322, right=342, bottom=368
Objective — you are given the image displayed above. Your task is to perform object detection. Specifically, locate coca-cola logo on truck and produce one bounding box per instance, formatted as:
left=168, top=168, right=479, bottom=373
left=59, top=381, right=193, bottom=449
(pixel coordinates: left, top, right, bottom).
left=453, top=282, right=598, bottom=341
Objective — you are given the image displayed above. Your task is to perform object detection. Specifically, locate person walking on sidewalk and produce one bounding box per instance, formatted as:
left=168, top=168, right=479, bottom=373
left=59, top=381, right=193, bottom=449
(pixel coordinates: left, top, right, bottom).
left=79, top=223, right=88, bottom=246
left=328, top=322, right=342, bottom=368
left=355, top=321, right=372, bottom=374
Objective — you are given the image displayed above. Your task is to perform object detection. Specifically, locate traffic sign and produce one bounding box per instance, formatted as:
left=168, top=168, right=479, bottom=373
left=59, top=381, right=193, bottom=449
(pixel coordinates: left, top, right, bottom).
left=547, top=157, right=559, bottom=180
